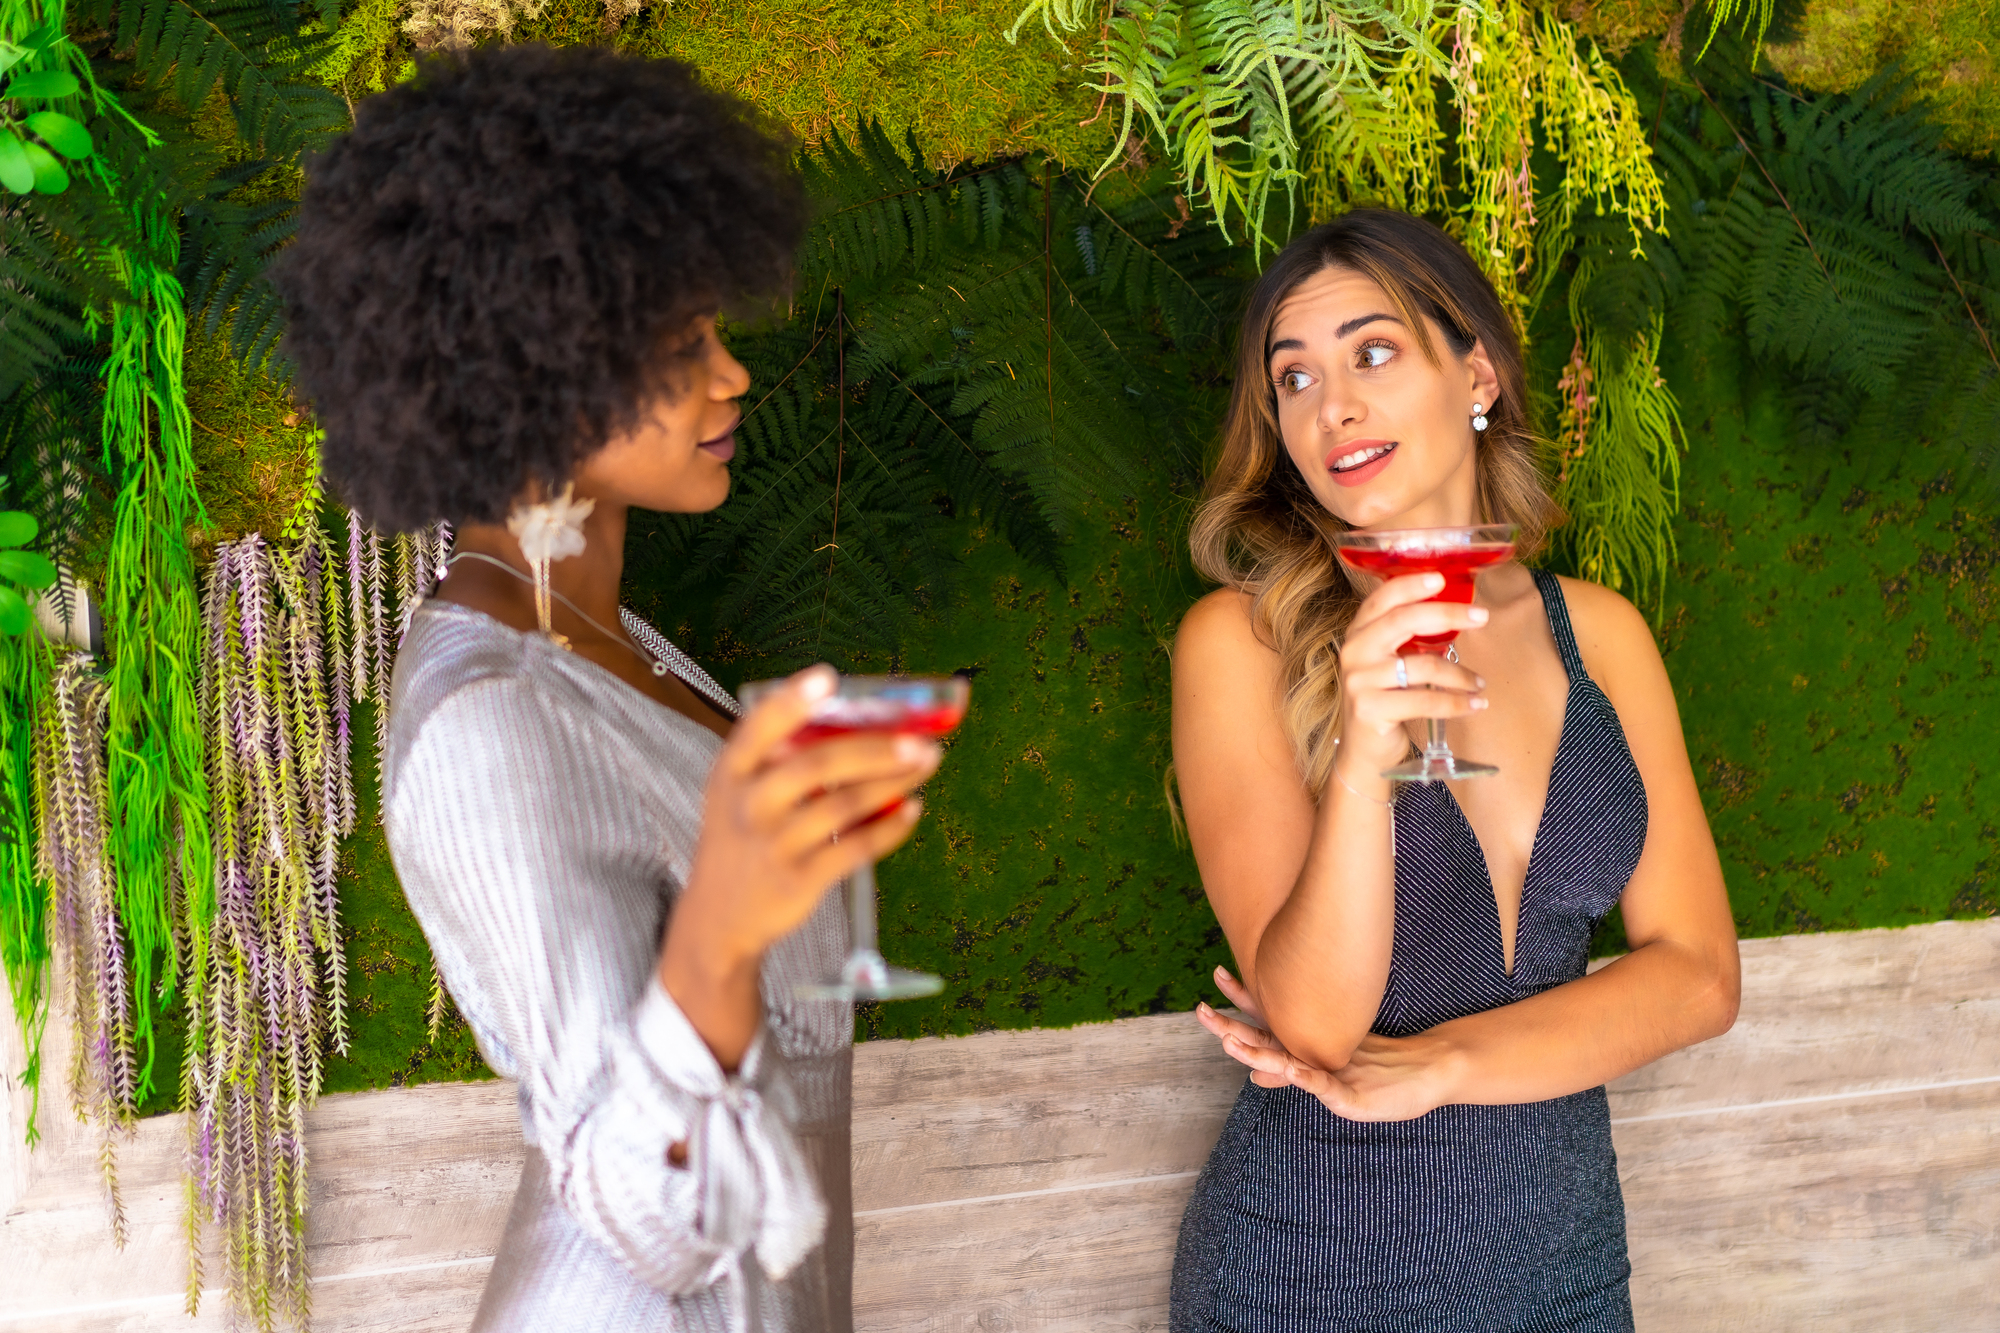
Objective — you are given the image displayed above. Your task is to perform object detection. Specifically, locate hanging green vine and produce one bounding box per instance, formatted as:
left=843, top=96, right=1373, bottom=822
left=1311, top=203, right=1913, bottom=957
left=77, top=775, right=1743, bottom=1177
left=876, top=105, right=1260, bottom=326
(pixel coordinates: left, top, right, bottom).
left=0, top=510, right=57, bottom=1139
left=1012, top=0, right=1683, bottom=604
left=97, top=214, right=212, bottom=1095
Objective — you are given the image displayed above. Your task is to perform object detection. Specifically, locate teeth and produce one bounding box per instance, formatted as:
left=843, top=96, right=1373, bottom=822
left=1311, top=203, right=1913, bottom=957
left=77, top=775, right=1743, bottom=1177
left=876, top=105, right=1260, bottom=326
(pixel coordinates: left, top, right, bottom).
left=1331, top=443, right=1392, bottom=471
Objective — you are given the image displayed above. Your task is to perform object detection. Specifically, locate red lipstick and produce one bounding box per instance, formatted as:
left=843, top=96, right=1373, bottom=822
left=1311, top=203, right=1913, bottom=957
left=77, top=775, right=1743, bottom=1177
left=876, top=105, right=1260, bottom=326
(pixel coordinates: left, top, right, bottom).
left=1325, top=438, right=1397, bottom=489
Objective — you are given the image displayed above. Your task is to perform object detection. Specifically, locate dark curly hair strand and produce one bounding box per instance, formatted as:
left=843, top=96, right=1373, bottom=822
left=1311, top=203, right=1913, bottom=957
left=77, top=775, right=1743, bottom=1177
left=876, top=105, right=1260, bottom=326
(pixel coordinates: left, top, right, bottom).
left=273, top=43, right=806, bottom=532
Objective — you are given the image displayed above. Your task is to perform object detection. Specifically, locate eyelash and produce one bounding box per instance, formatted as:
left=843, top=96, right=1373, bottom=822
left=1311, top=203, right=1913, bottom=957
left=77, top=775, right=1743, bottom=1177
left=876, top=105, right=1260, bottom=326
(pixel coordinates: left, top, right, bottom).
left=1355, top=339, right=1396, bottom=369
left=1270, top=340, right=1398, bottom=397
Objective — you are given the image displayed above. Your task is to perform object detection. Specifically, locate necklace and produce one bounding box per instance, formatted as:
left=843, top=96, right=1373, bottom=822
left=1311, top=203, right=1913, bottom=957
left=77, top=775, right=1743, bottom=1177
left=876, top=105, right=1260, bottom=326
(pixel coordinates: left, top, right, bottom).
left=444, top=550, right=671, bottom=678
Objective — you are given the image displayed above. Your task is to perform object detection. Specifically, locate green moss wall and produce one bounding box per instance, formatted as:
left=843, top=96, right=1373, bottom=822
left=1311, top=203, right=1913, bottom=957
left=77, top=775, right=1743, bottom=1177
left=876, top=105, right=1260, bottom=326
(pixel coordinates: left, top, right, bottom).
left=599, top=0, right=1115, bottom=171
left=1763, top=0, right=2000, bottom=158
left=1659, top=354, right=1999, bottom=937
left=640, top=489, right=1223, bottom=1042
left=152, top=10, right=1999, bottom=1094
left=260, top=359, right=1998, bottom=1089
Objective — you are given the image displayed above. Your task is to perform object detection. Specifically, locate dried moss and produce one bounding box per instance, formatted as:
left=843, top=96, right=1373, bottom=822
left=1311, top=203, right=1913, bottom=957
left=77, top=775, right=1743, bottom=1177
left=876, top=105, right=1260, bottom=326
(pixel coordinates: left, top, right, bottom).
left=181, top=335, right=320, bottom=550
left=507, top=0, right=1117, bottom=172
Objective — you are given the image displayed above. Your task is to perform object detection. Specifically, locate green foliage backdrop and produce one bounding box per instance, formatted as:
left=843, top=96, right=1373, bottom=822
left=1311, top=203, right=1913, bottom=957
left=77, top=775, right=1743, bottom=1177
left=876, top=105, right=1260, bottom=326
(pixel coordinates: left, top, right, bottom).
left=129, top=9, right=1999, bottom=1093
left=666, top=490, right=1224, bottom=1042
left=1662, top=359, right=1999, bottom=939
left=257, top=332, right=1999, bottom=1080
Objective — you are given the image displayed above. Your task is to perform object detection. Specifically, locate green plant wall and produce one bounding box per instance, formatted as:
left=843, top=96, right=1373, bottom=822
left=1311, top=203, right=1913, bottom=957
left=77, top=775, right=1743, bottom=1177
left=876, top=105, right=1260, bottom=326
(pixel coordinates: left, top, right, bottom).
left=148, top=8, right=2000, bottom=1094
left=1558, top=0, right=2000, bottom=158
left=603, top=0, right=1116, bottom=171
left=1761, top=0, right=2000, bottom=159
left=1658, top=352, right=1999, bottom=937
left=629, top=482, right=1224, bottom=1042
left=228, top=356, right=1998, bottom=1083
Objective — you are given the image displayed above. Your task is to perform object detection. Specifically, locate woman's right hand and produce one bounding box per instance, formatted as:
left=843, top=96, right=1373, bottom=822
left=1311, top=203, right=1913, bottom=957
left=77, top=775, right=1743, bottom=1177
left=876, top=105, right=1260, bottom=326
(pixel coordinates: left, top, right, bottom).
left=679, top=664, right=939, bottom=962
left=660, top=665, right=938, bottom=1065
left=1335, top=573, right=1488, bottom=780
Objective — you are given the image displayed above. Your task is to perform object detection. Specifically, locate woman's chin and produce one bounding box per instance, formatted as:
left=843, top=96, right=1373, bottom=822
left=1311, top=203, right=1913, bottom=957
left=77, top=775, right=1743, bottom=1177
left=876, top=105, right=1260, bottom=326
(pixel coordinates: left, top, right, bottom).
left=641, top=473, right=732, bottom=515
left=1321, top=487, right=1410, bottom=531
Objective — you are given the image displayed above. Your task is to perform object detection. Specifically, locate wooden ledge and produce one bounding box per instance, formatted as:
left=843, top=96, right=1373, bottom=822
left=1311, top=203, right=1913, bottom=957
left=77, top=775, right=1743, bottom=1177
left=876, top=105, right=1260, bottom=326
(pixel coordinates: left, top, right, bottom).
left=4, top=917, right=1997, bottom=1331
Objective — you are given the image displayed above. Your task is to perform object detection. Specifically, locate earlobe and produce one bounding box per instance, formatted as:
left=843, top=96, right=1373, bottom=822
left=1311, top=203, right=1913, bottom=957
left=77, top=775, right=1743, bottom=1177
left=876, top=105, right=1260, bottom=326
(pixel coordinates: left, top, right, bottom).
left=1464, top=338, right=1502, bottom=421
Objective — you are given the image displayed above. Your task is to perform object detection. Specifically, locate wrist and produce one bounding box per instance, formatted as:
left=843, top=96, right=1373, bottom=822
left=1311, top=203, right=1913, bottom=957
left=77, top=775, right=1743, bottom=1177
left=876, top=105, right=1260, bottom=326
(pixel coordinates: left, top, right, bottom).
left=1419, top=1026, right=1476, bottom=1107
left=659, top=887, right=763, bottom=990
left=1329, top=737, right=1396, bottom=806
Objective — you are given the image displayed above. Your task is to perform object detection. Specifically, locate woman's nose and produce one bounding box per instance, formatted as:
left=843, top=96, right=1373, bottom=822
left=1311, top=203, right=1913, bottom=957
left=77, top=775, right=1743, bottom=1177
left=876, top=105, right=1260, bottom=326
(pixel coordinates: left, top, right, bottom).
left=1317, top=385, right=1362, bottom=432
left=715, top=344, right=752, bottom=398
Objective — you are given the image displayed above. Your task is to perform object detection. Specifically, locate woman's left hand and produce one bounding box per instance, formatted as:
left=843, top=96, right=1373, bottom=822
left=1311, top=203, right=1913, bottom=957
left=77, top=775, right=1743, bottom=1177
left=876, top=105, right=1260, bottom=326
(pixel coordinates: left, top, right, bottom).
left=1196, top=966, right=1463, bottom=1124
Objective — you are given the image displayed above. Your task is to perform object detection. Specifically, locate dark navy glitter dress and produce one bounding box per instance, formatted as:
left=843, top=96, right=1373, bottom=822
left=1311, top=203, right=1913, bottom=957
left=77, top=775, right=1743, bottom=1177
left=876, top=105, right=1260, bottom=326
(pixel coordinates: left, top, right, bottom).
left=1170, top=571, right=1646, bottom=1333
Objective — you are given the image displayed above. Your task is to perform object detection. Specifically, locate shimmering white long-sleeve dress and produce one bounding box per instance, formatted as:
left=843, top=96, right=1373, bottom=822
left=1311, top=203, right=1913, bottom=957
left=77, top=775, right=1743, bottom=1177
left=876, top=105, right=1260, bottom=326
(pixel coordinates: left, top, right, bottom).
left=383, top=600, right=853, bottom=1333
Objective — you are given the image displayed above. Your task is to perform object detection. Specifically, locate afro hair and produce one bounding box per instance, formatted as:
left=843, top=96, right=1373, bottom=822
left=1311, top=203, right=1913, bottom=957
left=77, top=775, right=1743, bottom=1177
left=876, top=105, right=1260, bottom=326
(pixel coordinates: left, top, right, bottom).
left=272, top=43, right=805, bottom=532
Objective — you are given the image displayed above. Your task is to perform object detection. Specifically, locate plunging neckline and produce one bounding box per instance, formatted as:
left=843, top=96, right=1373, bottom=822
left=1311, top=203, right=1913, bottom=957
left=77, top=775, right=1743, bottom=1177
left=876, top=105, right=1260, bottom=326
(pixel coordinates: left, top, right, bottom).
left=1427, top=672, right=1578, bottom=978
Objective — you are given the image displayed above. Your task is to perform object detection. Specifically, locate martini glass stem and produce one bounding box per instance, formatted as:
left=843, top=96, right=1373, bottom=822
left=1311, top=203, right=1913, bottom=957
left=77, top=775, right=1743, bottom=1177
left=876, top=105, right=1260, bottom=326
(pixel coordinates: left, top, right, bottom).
left=1424, top=717, right=1452, bottom=766
left=847, top=862, right=882, bottom=968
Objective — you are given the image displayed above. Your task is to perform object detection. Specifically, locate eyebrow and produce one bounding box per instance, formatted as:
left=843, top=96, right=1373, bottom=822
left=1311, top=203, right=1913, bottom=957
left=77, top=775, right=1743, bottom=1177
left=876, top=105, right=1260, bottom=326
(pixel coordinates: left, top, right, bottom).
left=1267, top=312, right=1401, bottom=362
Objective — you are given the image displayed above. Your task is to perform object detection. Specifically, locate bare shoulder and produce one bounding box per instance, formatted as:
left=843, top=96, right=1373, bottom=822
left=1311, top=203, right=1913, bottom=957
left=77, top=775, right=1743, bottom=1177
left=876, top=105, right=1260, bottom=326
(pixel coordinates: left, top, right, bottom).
left=1173, top=587, right=1287, bottom=738
left=1551, top=574, right=1675, bottom=715
left=1175, top=587, right=1272, bottom=668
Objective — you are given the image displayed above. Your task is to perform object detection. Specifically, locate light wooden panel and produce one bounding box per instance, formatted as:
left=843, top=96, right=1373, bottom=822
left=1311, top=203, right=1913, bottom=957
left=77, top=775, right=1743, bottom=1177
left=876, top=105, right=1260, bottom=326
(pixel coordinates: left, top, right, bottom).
left=1618, top=1081, right=2000, bottom=1333
left=856, top=1178, right=1192, bottom=1333
left=851, top=1010, right=1240, bottom=1212
left=4, top=917, right=1996, bottom=1333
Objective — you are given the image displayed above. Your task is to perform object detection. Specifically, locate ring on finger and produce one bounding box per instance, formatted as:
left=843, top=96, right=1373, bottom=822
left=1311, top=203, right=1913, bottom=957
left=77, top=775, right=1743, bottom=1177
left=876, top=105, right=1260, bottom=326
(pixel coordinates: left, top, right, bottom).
left=1393, top=655, right=1409, bottom=689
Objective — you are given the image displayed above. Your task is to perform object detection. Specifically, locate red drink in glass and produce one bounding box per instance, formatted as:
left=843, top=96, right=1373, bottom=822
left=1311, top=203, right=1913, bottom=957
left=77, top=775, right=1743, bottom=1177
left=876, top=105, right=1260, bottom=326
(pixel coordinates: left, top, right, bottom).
left=1329, top=524, right=1517, bottom=782
left=791, top=696, right=969, bottom=822
left=1336, top=540, right=1514, bottom=655
left=735, top=674, right=970, bottom=1000
left=792, top=701, right=968, bottom=745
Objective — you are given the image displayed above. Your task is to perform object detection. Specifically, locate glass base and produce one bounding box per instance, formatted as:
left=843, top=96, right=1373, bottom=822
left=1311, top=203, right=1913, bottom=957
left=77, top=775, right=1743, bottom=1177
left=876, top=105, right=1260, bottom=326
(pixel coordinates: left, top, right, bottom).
left=1383, top=751, right=1499, bottom=782
left=793, top=949, right=944, bottom=1002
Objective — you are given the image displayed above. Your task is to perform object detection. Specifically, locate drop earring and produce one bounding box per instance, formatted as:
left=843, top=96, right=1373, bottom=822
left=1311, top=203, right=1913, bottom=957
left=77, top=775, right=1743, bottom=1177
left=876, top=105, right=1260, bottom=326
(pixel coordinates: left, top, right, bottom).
left=505, top=482, right=595, bottom=648
left=1471, top=402, right=1489, bottom=432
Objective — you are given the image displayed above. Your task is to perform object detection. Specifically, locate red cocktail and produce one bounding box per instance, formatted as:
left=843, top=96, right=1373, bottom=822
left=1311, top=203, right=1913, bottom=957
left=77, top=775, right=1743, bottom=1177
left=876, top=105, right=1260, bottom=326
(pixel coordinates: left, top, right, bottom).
left=737, top=675, right=970, bottom=1000
left=793, top=701, right=968, bottom=745
left=1331, top=525, right=1516, bottom=782
left=1335, top=540, right=1513, bottom=655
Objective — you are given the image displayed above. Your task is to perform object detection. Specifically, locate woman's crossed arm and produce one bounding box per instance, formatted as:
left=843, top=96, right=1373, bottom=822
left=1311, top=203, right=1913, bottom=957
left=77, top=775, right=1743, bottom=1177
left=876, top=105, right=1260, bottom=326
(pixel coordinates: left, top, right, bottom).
left=1177, top=575, right=1739, bottom=1121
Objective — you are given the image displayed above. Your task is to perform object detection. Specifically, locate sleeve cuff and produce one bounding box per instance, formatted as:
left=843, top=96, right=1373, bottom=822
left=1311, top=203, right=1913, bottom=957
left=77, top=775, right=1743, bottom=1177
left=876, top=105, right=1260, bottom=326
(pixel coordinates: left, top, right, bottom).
left=628, top=973, right=770, bottom=1096
left=612, top=975, right=823, bottom=1281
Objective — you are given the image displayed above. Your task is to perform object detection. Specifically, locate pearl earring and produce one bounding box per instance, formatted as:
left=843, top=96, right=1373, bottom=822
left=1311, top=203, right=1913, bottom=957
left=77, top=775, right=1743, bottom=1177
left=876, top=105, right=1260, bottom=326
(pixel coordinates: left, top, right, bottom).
left=1471, top=402, right=1489, bottom=432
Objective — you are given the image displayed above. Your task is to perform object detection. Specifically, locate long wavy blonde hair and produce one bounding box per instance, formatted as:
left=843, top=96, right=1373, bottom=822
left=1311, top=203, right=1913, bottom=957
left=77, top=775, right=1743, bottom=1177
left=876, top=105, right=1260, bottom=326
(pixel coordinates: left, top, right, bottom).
left=1189, top=210, right=1562, bottom=796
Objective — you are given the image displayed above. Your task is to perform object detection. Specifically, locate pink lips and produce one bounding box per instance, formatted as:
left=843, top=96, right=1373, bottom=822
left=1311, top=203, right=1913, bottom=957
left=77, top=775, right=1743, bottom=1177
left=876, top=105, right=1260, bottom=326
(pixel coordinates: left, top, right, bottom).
left=698, top=416, right=740, bottom=462
left=1326, top=439, right=1397, bottom=489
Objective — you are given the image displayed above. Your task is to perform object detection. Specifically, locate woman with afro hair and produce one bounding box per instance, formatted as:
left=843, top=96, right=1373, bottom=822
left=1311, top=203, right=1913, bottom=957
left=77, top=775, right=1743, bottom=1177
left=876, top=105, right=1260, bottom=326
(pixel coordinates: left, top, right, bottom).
left=273, top=44, right=936, bottom=1332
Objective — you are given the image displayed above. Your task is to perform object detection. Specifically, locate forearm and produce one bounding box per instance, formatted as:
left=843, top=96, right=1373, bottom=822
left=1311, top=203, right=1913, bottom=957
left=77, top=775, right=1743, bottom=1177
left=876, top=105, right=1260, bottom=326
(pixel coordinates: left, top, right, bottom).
left=658, top=890, right=764, bottom=1072
left=1428, top=936, right=1739, bottom=1106
left=1254, top=779, right=1399, bottom=1070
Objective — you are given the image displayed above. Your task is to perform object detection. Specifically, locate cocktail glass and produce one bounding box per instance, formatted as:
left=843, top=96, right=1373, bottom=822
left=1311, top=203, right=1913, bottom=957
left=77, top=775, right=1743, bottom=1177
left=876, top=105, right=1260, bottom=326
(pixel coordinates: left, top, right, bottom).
left=1332, top=524, right=1516, bottom=782
left=737, top=674, right=969, bottom=1001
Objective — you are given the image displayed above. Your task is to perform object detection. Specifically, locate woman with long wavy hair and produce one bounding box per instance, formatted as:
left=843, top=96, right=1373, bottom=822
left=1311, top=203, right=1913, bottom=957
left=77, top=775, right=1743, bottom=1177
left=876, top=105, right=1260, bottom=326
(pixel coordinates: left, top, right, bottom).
left=1168, top=210, right=1739, bottom=1330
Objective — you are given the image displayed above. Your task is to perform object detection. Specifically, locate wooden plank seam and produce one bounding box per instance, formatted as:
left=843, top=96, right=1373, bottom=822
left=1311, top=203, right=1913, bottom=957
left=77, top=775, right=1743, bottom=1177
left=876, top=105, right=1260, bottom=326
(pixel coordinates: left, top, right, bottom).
left=1606, top=1072, right=2000, bottom=1124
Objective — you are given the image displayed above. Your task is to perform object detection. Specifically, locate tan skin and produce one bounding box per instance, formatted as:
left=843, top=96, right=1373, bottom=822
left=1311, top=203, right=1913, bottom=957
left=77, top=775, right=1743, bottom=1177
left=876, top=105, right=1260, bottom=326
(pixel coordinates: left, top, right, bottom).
left=437, top=311, right=938, bottom=1077
left=1174, top=266, right=1740, bottom=1122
